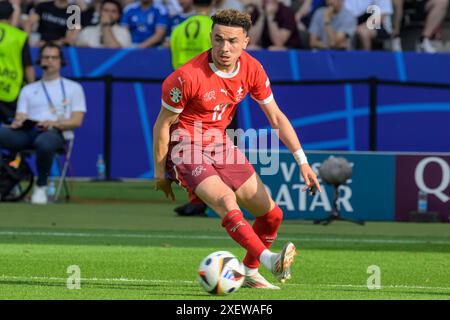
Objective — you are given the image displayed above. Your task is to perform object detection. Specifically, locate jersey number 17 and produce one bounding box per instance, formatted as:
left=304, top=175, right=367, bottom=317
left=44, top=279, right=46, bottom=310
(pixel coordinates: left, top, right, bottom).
left=212, top=103, right=229, bottom=121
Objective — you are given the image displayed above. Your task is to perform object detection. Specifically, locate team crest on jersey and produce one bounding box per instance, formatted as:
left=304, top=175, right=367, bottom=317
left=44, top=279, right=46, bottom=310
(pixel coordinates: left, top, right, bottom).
left=170, top=87, right=182, bottom=103
left=192, top=165, right=206, bottom=177
left=203, top=90, right=216, bottom=102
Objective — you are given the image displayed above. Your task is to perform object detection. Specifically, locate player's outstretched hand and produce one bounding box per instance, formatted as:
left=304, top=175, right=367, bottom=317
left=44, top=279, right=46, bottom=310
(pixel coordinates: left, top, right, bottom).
left=155, top=178, right=176, bottom=201
left=300, top=164, right=322, bottom=194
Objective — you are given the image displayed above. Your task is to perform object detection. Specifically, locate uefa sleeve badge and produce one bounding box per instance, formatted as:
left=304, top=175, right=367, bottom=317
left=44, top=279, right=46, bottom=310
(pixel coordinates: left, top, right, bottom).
left=170, top=87, right=182, bottom=103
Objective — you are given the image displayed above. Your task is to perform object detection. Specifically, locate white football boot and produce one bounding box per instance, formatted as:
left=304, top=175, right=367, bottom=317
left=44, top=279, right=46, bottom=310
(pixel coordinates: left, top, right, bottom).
left=242, top=271, right=280, bottom=290
left=270, top=242, right=297, bottom=283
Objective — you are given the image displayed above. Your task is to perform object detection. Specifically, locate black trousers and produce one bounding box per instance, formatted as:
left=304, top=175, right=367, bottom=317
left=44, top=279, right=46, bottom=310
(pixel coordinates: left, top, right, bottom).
left=0, top=126, right=65, bottom=186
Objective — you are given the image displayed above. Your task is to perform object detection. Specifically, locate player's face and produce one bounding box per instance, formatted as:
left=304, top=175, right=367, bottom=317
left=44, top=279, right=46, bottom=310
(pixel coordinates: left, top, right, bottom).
left=211, top=24, right=249, bottom=71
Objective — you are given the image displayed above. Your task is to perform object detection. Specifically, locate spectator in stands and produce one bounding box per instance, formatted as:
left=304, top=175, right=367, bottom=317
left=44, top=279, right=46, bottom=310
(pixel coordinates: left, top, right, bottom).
left=391, top=0, right=449, bottom=53
left=0, top=43, right=87, bottom=205
left=170, top=0, right=214, bottom=70
left=121, top=0, right=169, bottom=48
left=15, top=0, right=38, bottom=29
left=24, top=0, right=80, bottom=47
left=309, top=0, right=356, bottom=49
left=8, top=0, right=21, bottom=27
left=292, top=0, right=313, bottom=30
left=345, top=0, right=394, bottom=51
left=276, top=0, right=328, bottom=34
left=213, top=0, right=244, bottom=12
left=76, top=0, right=132, bottom=48
left=162, top=0, right=196, bottom=46
left=168, top=0, right=195, bottom=31
left=0, top=0, right=35, bottom=124
left=81, top=0, right=102, bottom=27
left=247, top=0, right=303, bottom=50
left=122, top=0, right=136, bottom=7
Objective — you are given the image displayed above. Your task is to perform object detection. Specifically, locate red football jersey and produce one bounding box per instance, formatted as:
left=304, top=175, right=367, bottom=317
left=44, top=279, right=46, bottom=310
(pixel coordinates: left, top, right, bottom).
left=161, top=50, right=273, bottom=146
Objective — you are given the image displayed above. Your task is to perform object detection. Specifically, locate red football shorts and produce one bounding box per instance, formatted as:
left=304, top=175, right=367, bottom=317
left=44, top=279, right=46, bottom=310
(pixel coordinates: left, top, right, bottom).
left=166, top=141, right=255, bottom=203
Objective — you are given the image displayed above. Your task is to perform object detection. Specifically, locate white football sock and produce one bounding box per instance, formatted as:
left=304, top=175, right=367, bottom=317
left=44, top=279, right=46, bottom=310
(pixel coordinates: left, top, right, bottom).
left=244, top=265, right=258, bottom=276
left=259, top=249, right=276, bottom=271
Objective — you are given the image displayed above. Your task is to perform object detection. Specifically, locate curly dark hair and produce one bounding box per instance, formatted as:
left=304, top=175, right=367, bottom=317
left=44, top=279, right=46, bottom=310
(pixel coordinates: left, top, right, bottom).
left=211, top=9, right=252, bottom=33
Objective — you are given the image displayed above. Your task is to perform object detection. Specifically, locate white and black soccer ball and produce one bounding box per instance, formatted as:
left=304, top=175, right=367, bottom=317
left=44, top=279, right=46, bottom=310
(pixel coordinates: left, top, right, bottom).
left=318, top=156, right=353, bottom=185
left=197, top=251, right=245, bottom=295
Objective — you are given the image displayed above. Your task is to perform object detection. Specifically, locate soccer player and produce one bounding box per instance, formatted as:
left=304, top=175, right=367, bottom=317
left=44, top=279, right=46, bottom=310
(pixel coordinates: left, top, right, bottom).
left=153, top=9, right=321, bottom=289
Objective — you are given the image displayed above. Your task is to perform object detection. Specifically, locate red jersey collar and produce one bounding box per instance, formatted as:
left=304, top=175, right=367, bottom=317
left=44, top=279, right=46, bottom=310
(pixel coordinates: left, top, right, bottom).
left=208, top=50, right=241, bottom=79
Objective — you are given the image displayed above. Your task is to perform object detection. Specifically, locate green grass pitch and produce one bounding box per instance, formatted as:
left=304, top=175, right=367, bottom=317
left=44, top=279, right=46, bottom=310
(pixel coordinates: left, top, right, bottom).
left=0, top=181, right=449, bottom=300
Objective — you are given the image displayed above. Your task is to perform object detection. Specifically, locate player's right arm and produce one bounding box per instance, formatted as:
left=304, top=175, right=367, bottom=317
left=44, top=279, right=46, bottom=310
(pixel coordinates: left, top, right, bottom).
left=153, top=107, right=179, bottom=201
left=153, top=69, right=191, bottom=200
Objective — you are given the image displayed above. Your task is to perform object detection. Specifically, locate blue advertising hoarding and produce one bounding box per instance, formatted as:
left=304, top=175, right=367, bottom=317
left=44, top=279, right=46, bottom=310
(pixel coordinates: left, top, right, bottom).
left=207, top=151, right=396, bottom=221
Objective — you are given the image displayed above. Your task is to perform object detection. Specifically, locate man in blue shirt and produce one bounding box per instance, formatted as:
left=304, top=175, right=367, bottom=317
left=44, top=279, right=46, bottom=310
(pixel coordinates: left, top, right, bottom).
left=121, top=0, right=169, bottom=48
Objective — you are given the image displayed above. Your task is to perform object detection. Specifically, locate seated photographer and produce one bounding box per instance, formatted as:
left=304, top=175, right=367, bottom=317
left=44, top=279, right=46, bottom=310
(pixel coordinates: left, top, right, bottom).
left=0, top=42, right=87, bottom=204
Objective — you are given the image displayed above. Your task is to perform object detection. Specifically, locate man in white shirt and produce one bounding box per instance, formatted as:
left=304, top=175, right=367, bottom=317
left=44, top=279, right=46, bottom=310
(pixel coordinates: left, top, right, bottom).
left=76, top=0, right=132, bottom=48
left=0, top=43, right=87, bottom=204
left=345, top=0, right=394, bottom=50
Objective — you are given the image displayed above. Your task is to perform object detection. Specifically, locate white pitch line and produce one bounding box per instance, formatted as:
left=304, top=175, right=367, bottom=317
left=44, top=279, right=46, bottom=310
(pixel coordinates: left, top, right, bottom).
left=1, top=275, right=449, bottom=292
left=284, top=283, right=450, bottom=291
left=0, top=275, right=196, bottom=285
left=1, top=230, right=449, bottom=245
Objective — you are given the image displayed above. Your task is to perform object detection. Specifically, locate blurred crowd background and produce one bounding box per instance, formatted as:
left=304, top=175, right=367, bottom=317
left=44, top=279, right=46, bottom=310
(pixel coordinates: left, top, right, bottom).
left=4, top=0, right=450, bottom=53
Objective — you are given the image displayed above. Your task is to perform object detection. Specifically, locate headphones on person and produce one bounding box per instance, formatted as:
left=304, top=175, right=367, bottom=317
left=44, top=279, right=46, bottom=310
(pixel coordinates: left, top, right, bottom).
left=35, top=42, right=67, bottom=68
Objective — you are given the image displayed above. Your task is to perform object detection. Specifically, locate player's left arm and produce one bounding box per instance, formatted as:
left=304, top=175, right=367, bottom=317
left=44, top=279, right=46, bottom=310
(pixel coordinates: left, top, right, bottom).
left=259, top=99, right=321, bottom=193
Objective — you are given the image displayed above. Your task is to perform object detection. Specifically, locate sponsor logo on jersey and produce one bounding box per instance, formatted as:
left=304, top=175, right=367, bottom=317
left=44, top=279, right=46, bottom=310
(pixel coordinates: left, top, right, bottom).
left=170, top=87, right=182, bottom=103
left=220, top=88, right=230, bottom=96
left=265, top=78, right=270, bottom=88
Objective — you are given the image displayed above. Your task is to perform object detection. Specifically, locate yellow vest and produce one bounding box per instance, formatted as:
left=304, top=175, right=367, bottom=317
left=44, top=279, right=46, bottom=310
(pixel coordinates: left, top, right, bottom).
left=170, top=15, right=212, bottom=70
left=0, top=22, right=27, bottom=102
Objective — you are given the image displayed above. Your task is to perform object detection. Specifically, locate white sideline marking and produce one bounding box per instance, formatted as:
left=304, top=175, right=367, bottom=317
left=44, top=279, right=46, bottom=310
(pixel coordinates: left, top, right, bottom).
left=1, top=275, right=449, bottom=292
left=0, top=230, right=450, bottom=245
left=0, top=275, right=196, bottom=285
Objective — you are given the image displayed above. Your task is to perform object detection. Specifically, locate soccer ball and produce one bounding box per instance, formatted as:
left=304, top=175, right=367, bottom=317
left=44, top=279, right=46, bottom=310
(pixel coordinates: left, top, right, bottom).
left=197, top=251, right=245, bottom=295
left=318, top=156, right=353, bottom=185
